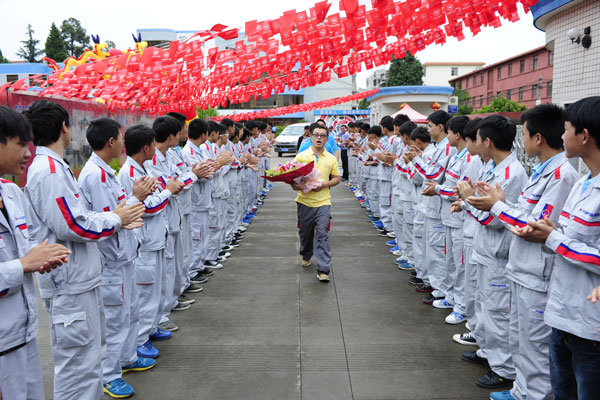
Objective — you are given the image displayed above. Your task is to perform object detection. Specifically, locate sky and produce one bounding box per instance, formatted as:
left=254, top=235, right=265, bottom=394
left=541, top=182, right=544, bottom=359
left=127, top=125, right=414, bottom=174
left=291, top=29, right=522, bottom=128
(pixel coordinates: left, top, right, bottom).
left=0, top=0, right=547, bottom=88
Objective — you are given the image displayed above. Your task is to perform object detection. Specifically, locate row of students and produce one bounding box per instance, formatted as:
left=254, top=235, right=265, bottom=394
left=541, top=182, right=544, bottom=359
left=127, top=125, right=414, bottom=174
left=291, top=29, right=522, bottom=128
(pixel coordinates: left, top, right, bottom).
left=0, top=100, right=274, bottom=400
left=346, top=97, right=600, bottom=400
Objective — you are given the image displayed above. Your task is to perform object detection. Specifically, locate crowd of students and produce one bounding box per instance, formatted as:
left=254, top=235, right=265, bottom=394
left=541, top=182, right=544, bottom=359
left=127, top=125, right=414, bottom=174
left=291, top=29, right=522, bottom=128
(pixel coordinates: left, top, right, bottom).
left=343, top=96, right=600, bottom=400
left=0, top=100, right=276, bottom=399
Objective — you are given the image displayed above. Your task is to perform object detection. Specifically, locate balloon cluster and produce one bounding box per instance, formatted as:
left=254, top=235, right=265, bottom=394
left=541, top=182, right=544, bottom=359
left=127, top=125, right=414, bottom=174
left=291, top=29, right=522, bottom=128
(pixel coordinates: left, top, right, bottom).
left=4, top=0, right=537, bottom=118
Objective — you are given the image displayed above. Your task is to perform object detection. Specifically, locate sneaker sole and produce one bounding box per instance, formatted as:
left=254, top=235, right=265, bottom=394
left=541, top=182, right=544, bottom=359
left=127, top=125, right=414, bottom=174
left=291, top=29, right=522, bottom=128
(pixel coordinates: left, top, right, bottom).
left=476, top=379, right=512, bottom=390
left=171, top=306, right=191, bottom=311
left=178, top=300, right=196, bottom=306
left=397, top=265, right=415, bottom=271
left=205, top=265, right=223, bottom=269
left=433, top=304, right=454, bottom=309
left=122, top=363, right=156, bottom=373
left=416, top=287, right=433, bottom=292
left=461, top=354, right=489, bottom=366
left=317, top=275, right=330, bottom=282
left=103, top=387, right=134, bottom=398
left=453, top=337, right=478, bottom=346
left=184, top=287, right=204, bottom=293
left=445, top=318, right=467, bottom=325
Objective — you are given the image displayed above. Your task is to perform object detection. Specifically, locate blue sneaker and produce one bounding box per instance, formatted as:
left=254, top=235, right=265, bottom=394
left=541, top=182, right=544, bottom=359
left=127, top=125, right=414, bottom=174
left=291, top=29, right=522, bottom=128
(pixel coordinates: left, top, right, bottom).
left=373, top=221, right=384, bottom=229
left=394, top=258, right=408, bottom=265
left=389, top=245, right=399, bottom=253
left=490, top=390, right=516, bottom=400
left=386, top=239, right=396, bottom=246
left=397, top=262, right=415, bottom=271
left=122, top=357, right=156, bottom=373
left=245, top=213, right=254, bottom=219
left=103, top=378, right=134, bottom=398
left=242, top=218, right=252, bottom=224
left=149, top=328, right=171, bottom=341
left=433, top=299, right=454, bottom=309
left=137, top=341, right=159, bottom=359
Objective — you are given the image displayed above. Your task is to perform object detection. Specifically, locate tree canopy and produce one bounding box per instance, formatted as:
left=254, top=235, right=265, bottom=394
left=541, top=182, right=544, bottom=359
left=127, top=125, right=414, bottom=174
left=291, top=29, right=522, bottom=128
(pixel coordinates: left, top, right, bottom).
left=60, top=17, right=90, bottom=58
left=45, top=22, right=67, bottom=62
left=385, top=52, right=424, bottom=87
left=454, top=87, right=473, bottom=115
left=476, top=95, right=527, bottom=113
left=17, top=24, right=44, bottom=63
left=0, top=49, right=9, bottom=63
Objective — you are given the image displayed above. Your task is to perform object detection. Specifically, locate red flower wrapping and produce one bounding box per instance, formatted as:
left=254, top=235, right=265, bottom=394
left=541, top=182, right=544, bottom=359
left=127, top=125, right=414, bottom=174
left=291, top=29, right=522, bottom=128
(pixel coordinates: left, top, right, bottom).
left=261, top=161, right=315, bottom=184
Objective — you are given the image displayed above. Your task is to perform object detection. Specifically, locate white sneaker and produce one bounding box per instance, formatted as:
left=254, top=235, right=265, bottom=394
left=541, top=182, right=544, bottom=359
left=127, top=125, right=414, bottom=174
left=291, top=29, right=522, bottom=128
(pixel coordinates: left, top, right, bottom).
left=465, top=321, right=471, bottom=331
left=238, top=226, right=247, bottom=232
left=445, top=311, right=467, bottom=325
left=452, top=331, right=477, bottom=346
left=392, top=250, right=402, bottom=256
left=386, top=231, right=396, bottom=238
left=432, top=299, right=454, bottom=309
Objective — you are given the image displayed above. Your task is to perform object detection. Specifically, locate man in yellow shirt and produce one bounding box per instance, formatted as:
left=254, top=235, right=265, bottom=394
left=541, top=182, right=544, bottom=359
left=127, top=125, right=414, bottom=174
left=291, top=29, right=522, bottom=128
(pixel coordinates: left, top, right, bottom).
left=292, top=123, right=341, bottom=282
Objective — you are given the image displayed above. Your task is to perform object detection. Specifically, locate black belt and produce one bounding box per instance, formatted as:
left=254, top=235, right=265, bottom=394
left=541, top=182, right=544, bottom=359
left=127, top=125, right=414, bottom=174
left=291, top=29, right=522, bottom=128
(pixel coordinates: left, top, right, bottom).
left=0, top=341, right=26, bottom=357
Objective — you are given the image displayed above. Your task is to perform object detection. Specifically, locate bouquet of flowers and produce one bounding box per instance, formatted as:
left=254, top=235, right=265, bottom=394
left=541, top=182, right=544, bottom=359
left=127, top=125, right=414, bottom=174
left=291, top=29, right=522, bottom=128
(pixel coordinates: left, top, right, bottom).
left=262, top=161, right=323, bottom=193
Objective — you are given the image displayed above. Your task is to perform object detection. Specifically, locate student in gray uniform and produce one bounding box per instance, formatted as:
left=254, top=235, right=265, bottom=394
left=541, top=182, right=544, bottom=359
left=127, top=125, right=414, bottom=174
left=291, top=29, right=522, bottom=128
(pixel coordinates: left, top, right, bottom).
left=23, top=100, right=145, bottom=400
left=514, top=96, right=600, bottom=400
left=78, top=118, right=157, bottom=398
left=0, top=105, right=70, bottom=400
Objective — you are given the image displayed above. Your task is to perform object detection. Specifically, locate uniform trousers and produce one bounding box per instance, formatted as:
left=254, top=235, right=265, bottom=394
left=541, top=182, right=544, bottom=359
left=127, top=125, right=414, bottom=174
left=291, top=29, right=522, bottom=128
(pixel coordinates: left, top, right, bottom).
left=0, top=338, right=44, bottom=400
left=136, top=249, right=164, bottom=346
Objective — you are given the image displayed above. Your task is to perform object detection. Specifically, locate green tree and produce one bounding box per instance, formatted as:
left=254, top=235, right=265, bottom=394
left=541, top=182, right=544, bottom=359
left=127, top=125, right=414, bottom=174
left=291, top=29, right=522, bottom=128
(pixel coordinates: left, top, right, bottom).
left=17, top=24, right=44, bottom=62
left=454, top=87, right=473, bottom=115
left=105, top=40, right=117, bottom=49
left=60, top=17, right=89, bottom=57
left=358, top=98, right=370, bottom=109
left=45, top=22, right=67, bottom=62
left=0, top=49, right=8, bottom=63
left=476, top=94, right=527, bottom=113
left=385, top=52, right=423, bottom=87
left=197, top=106, right=219, bottom=120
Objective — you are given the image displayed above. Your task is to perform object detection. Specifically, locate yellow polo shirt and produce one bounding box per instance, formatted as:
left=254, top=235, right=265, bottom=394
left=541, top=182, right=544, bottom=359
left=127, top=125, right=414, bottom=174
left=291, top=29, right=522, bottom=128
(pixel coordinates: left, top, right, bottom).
left=294, top=147, right=340, bottom=208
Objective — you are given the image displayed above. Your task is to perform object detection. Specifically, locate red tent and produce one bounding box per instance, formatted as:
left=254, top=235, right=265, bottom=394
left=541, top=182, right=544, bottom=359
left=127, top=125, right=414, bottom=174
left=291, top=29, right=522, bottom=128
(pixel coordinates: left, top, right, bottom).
left=391, top=104, right=428, bottom=123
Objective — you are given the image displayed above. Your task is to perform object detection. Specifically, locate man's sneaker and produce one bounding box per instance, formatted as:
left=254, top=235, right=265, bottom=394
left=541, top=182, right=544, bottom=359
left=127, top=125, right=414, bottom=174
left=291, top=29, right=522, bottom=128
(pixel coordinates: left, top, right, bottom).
left=171, top=301, right=191, bottom=312
left=196, top=268, right=214, bottom=276
left=219, top=251, right=231, bottom=257
left=317, top=271, right=330, bottom=282
left=432, top=299, right=454, bottom=309
left=373, top=221, right=384, bottom=229
left=217, top=256, right=227, bottom=263
left=386, top=239, right=397, bottom=246
left=149, top=328, right=172, bottom=341
left=137, top=341, right=159, bottom=359
left=386, top=231, right=396, bottom=238
left=228, top=240, right=241, bottom=248
left=158, top=320, right=178, bottom=332
left=242, top=219, right=251, bottom=225
left=301, top=259, right=311, bottom=267
left=184, top=282, right=204, bottom=293
left=122, top=357, right=156, bottom=373
left=389, top=245, right=399, bottom=252
left=445, top=311, right=467, bottom=324
left=103, top=378, right=134, bottom=398
left=190, top=274, right=208, bottom=284
left=461, top=351, right=488, bottom=365
left=392, top=249, right=403, bottom=256
left=222, top=245, right=234, bottom=252
left=466, top=321, right=472, bottom=331
left=422, top=293, right=444, bottom=305
left=397, top=262, right=415, bottom=271
left=177, top=294, right=195, bottom=306
left=408, top=276, right=424, bottom=285
left=490, top=390, right=516, bottom=400
left=477, top=370, right=513, bottom=389
left=204, top=260, right=223, bottom=269
left=409, top=270, right=417, bottom=277
left=394, top=258, right=407, bottom=265
left=378, top=230, right=389, bottom=237
left=237, top=226, right=247, bottom=233
left=453, top=332, right=477, bottom=346
left=416, top=284, right=434, bottom=293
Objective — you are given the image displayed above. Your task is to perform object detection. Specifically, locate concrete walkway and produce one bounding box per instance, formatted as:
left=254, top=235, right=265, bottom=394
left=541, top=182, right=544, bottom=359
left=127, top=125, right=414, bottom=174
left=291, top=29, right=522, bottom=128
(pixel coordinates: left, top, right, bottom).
left=37, top=164, right=491, bottom=399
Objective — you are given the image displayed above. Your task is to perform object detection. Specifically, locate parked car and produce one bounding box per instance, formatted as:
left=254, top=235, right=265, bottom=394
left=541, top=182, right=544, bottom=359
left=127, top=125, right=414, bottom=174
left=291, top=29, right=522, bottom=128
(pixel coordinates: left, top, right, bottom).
left=274, top=123, right=306, bottom=156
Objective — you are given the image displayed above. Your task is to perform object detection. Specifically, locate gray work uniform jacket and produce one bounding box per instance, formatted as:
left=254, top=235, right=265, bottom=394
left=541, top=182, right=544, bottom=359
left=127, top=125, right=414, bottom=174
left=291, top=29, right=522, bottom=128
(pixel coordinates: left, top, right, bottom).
left=182, top=141, right=213, bottom=212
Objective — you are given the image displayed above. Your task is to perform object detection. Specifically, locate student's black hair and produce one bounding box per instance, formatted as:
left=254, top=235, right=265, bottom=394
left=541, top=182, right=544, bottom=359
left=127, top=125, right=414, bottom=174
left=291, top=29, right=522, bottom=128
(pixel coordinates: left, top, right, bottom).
left=427, top=110, right=452, bottom=130
left=410, top=126, right=431, bottom=142
left=463, top=118, right=482, bottom=141
left=245, top=120, right=257, bottom=131
left=257, top=121, right=267, bottom=131
left=124, top=124, right=156, bottom=156
left=399, top=121, right=417, bottom=136
left=235, top=122, right=244, bottom=131
left=22, top=100, right=70, bottom=146
left=361, top=123, right=370, bottom=132
left=152, top=115, right=181, bottom=143
left=241, top=128, right=251, bottom=141
left=86, top=118, right=121, bottom=151
left=309, top=122, right=328, bottom=134
left=207, top=120, right=220, bottom=134
left=447, top=116, right=470, bottom=139
left=348, top=122, right=356, bottom=128
left=166, top=112, right=187, bottom=129
left=221, top=118, right=234, bottom=128
left=188, top=119, right=208, bottom=140
left=393, top=114, right=410, bottom=127
left=565, top=96, right=600, bottom=150
left=0, top=105, right=32, bottom=144
left=520, top=104, right=565, bottom=150
left=476, top=115, right=516, bottom=151
left=316, top=118, right=326, bottom=125
left=304, top=125, right=310, bottom=131
left=380, top=115, right=394, bottom=132
left=367, top=125, right=382, bottom=138
left=217, top=123, right=227, bottom=135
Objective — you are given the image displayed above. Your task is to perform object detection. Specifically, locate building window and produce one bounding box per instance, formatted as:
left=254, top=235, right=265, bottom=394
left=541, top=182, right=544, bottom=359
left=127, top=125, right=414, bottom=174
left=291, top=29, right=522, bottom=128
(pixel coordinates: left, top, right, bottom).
left=533, top=55, right=538, bottom=70
left=506, top=89, right=512, bottom=99
left=464, top=79, right=468, bottom=88
left=547, top=81, right=553, bottom=97
left=479, top=95, right=483, bottom=107
left=451, top=67, right=458, bottom=76
left=423, top=69, right=426, bottom=77
left=549, top=51, right=553, bottom=66
left=520, top=59, right=525, bottom=73
left=497, top=67, right=502, bottom=80
left=508, top=63, right=513, bottom=76
left=6, top=74, right=18, bottom=82
left=532, top=84, right=538, bottom=99
left=480, top=72, right=484, bottom=84
left=519, top=86, right=524, bottom=101
left=457, top=81, right=462, bottom=90
left=473, top=76, right=477, bottom=86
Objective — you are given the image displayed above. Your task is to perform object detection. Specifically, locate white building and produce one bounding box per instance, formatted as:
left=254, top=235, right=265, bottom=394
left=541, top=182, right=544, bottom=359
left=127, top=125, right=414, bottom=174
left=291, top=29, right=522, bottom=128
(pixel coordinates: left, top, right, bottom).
left=422, top=62, right=485, bottom=86
left=366, top=69, right=388, bottom=89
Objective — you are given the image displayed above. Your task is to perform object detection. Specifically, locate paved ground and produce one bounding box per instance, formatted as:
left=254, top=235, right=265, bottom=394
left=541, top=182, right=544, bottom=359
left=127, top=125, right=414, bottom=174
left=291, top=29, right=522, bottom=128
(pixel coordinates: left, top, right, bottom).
left=37, top=157, right=492, bottom=399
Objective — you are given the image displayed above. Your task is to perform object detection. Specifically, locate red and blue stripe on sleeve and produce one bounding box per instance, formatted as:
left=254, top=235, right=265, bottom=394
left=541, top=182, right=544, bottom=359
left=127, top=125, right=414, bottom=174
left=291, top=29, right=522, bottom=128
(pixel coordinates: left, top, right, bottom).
left=56, top=197, right=115, bottom=239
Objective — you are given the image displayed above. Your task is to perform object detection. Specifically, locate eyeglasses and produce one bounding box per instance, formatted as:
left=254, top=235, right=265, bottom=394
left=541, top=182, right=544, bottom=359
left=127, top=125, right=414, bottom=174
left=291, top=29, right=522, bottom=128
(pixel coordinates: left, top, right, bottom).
left=312, top=134, right=328, bottom=138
